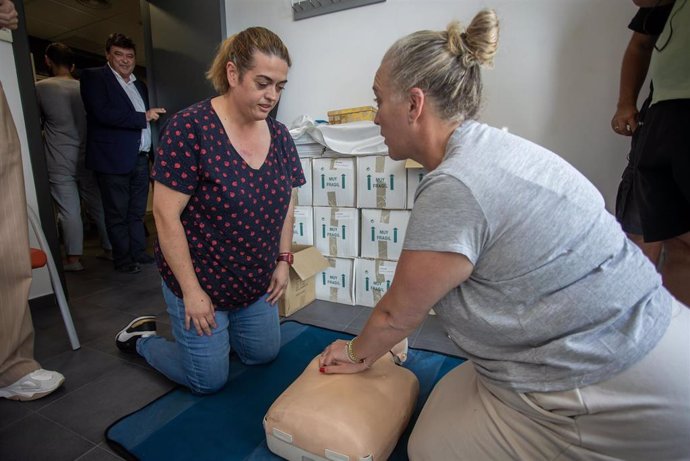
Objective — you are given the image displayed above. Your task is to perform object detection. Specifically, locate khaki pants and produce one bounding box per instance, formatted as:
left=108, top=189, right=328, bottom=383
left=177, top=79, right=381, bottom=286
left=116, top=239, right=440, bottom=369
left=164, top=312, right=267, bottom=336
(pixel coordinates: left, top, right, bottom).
left=409, top=299, right=690, bottom=461
left=0, top=82, right=40, bottom=387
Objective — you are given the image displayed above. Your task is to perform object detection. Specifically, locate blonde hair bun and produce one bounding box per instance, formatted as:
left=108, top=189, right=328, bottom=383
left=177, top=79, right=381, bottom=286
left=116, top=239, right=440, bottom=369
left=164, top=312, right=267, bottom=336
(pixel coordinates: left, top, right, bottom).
left=447, top=9, right=499, bottom=68
left=381, top=8, right=499, bottom=122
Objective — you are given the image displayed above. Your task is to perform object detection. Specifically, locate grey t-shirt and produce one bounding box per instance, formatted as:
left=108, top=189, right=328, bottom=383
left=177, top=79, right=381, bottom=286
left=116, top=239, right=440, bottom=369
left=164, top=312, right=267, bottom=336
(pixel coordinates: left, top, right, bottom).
left=404, top=120, right=672, bottom=392
left=35, top=77, right=86, bottom=176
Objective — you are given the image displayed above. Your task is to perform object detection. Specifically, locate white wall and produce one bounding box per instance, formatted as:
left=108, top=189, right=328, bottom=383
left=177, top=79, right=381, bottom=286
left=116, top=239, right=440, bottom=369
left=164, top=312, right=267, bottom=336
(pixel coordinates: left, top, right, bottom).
left=1, top=37, right=52, bottom=297
left=225, top=0, right=639, bottom=210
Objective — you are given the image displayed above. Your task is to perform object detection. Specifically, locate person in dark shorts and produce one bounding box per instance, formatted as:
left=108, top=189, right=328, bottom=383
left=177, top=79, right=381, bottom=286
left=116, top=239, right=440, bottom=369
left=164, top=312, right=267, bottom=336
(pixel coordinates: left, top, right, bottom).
left=631, top=0, right=690, bottom=306
left=612, top=3, right=672, bottom=263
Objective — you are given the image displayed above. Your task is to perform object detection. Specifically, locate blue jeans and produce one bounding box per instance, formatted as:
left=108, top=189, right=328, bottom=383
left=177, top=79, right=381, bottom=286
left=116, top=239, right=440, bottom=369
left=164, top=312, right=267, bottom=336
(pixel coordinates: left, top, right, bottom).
left=137, top=281, right=281, bottom=394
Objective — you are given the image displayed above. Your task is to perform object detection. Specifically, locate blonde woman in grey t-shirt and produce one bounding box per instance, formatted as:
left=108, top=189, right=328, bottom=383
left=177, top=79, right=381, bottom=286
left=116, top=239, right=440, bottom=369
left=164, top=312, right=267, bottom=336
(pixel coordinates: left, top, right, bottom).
left=319, top=9, right=689, bottom=460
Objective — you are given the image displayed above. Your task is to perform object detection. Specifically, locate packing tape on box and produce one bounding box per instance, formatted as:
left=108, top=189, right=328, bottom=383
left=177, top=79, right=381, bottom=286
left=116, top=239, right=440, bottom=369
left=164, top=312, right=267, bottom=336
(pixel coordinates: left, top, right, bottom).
left=378, top=210, right=391, bottom=259
left=322, top=159, right=339, bottom=207
left=376, top=156, right=386, bottom=208
left=373, top=260, right=387, bottom=305
left=381, top=209, right=391, bottom=224
left=326, top=257, right=340, bottom=302
left=329, top=209, right=339, bottom=256
left=377, top=241, right=389, bottom=260
left=327, top=191, right=337, bottom=206
left=329, top=287, right=339, bottom=302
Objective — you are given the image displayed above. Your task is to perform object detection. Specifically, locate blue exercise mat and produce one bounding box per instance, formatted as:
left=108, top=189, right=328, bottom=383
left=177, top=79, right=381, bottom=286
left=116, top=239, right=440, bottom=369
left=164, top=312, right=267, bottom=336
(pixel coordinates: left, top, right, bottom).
left=106, top=321, right=464, bottom=461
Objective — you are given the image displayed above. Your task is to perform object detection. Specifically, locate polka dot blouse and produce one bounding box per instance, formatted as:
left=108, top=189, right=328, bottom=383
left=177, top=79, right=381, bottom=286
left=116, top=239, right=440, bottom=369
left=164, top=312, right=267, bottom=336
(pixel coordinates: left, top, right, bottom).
left=151, top=99, right=305, bottom=309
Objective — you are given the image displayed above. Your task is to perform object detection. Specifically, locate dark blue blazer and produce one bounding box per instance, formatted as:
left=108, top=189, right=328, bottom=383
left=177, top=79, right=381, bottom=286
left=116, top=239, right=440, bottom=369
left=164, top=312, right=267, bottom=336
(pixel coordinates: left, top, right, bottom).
left=80, top=66, right=149, bottom=174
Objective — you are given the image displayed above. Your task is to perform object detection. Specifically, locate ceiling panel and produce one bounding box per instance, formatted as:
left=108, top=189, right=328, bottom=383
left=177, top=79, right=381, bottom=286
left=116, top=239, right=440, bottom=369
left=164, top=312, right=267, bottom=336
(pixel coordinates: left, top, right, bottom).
left=58, top=34, right=106, bottom=56
left=25, top=0, right=145, bottom=65
left=26, top=0, right=101, bottom=30
left=24, top=16, right=71, bottom=38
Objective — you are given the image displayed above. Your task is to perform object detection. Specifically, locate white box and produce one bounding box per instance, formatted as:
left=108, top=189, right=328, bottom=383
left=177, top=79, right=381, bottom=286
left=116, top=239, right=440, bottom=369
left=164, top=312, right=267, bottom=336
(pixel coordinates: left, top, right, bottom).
left=316, top=257, right=355, bottom=305
left=313, top=206, right=359, bottom=258
left=311, top=157, right=356, bottom=207
left=296, top=144, right=324, bottom=158
left=356, top=156, right=407, bottom=209
left=360, top=209, right=411, bottom=261
left=406, top=167, right=427, bottom=210
left=292, top=206, right=314, bottom=246
left=296, top=158, right=313, bottom=206
left=354, top=258, right=398, bottom=308
left=294, top=135, right=324, bottom=158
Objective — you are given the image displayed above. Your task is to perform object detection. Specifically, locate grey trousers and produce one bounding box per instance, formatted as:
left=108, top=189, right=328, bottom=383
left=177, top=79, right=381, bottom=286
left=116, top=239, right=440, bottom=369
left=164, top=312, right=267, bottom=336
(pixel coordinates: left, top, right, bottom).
left=0, top=82, right=41, bottom=387
left=49, top=161, right=111, bottom=256
left=408, top=299, right=690, bottom=461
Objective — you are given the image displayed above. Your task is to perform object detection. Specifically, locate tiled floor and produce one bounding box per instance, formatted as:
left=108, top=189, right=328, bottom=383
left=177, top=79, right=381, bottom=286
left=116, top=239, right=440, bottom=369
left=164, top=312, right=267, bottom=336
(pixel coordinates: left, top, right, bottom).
left=0, top=231, right=459, bottom=461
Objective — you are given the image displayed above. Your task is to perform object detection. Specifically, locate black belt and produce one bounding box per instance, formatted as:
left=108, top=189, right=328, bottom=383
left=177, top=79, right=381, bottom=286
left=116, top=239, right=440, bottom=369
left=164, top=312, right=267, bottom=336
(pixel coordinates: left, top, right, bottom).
left=139, top=150, right=151, bottom=157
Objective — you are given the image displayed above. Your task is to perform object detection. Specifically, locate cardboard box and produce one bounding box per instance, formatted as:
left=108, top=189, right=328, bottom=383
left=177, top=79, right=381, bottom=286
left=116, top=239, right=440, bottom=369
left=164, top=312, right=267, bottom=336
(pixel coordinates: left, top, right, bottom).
left=296, top=158, right=313, bottom=206
left=356, top=156, right=408, bottom=209
left=315, top=257, right=355, bottom=305
left=327, top=106, right=376, bottom=125
left=313, top=206, right=359, bottom=258
left=406, top=167, right=427, bottom=210
left=311, top=157, right=356, bottom=207
left=292, top=206, right=314, bottom=246
left=404, top=159, right=423, bottom=168
left=360, top=209, right=411, bottom=261
left=354, top=258, right=398, bottom=308
left=280, top=245, right=330, bottom=317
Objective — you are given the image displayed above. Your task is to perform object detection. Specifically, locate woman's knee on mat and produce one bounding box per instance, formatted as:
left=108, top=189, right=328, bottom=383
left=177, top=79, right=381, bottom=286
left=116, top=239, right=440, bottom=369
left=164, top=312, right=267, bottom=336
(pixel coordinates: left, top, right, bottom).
left=230, top=310, right=281, bottom=365
left=179, top=344, right=231, bottom=395
left=185, top=360, right=229, bottom=395
left=237, top=339, right=280, bottom=365
left=189, top=378, right=227, bottom=395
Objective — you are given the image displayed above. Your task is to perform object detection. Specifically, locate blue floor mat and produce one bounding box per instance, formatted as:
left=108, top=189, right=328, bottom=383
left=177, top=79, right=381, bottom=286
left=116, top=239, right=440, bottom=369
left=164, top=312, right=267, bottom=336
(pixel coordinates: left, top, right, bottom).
left=105, top=321, right=464, bottom=460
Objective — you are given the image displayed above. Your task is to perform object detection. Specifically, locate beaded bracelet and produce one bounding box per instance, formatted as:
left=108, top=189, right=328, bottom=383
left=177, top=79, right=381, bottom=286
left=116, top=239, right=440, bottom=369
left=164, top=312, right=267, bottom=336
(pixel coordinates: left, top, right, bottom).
left=346, top=337, right=364, bottom=364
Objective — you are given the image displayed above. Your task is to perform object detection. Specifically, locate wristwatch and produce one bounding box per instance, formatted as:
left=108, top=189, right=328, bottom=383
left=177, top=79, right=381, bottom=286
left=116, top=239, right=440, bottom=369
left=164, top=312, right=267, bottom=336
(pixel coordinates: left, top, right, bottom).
left=277, top=252, right=294, bottom=265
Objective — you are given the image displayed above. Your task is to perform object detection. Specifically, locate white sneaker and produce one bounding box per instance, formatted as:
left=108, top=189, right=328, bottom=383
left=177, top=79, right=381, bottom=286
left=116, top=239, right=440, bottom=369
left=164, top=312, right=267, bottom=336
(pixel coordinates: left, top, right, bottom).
left=0, top=369, right=65, bottom=401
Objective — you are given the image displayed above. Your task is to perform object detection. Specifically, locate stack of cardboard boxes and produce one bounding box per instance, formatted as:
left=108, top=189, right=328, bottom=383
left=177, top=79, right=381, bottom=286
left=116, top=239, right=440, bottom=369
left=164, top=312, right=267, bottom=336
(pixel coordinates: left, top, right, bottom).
left=289, top=148, right=427, bottom=314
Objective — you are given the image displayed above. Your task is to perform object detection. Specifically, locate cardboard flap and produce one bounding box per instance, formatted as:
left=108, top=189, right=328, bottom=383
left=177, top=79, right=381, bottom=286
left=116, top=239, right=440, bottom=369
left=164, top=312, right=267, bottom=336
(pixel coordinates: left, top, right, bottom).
left=292, top=246, right=329, bottom=281
left=405, top=159, right=423, bottom=169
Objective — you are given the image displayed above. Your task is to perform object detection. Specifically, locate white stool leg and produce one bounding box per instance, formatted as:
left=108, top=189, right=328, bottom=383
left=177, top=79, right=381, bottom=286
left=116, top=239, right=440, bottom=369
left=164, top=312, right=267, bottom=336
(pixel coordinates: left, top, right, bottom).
left=27, top=206, right=80, bottom=350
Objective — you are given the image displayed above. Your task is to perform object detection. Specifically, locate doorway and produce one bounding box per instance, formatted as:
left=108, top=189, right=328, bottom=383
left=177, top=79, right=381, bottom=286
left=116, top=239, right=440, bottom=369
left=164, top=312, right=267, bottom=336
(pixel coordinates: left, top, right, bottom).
left=24, top=0, right=148, bottom=274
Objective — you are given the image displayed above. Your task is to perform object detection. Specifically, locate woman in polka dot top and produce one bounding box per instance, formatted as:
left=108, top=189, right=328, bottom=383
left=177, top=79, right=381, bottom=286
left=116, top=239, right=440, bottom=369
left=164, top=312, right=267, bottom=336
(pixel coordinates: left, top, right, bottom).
left=116, top=27, right=305, bottom=395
